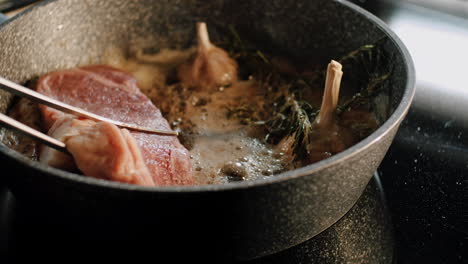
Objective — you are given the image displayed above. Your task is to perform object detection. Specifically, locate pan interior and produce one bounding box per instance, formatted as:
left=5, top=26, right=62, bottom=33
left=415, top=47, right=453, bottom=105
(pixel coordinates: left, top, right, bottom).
left=0, top=0, right=409, bottom=189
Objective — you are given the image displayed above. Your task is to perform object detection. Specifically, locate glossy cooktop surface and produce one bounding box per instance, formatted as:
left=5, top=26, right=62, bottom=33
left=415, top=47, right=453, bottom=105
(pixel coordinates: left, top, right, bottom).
left=357, top=0, right=468, bottom=263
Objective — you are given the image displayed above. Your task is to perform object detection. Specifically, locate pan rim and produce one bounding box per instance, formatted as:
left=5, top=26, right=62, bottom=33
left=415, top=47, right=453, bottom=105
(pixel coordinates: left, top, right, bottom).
left=0, top=0, right=416, bottom=193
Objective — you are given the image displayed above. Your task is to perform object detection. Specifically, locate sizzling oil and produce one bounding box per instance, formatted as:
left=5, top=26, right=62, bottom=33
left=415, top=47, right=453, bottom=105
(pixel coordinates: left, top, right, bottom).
left=104, top=48, right=285, bottom=185
left=169, top=81, right=284, bottom=185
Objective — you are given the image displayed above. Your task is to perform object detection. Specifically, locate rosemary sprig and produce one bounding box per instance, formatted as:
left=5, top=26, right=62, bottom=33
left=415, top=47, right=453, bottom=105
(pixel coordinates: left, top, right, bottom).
left=261, top=87, right=319, bottom=155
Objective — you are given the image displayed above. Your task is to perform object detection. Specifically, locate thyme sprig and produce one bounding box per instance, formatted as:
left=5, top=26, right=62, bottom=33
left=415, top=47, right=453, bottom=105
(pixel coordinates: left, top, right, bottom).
left=264, top=93, right=319, bottom=156
left=336, top=38, right=394, bottom=113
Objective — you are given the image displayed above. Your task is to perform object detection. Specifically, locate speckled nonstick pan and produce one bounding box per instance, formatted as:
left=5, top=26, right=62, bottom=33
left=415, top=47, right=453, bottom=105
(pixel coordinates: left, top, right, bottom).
left=0, top=0, right=415, bottom=260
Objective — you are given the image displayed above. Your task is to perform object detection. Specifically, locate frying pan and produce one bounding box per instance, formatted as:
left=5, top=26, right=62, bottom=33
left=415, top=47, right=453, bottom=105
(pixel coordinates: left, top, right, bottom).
left=0, top=0, right=415, bottom=260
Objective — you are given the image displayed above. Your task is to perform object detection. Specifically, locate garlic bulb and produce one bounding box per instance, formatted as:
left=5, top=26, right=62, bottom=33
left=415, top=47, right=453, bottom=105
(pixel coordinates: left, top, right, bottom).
left=306, top=60, right=352, bottom=163
left=178, top=22, right=238, bottom=90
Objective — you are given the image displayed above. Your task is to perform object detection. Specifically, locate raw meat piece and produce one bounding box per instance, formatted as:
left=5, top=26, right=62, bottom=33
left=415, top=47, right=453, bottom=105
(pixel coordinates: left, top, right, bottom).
left=39, top=115, right=91, bottom=171
left=41, top=115, right=155, bottom=186
left=37, top=65, right=194, bottom=186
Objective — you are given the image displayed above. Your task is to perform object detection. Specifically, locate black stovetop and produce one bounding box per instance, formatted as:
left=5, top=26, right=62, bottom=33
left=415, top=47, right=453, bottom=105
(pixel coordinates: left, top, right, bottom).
left=0, top=0, right=467, bottom=263
left=359, top=0, right=468, bottom=263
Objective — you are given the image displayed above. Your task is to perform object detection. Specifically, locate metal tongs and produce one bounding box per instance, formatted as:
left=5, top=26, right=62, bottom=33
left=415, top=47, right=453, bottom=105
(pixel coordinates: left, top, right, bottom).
left=0, top=76, right=178, bottom=153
